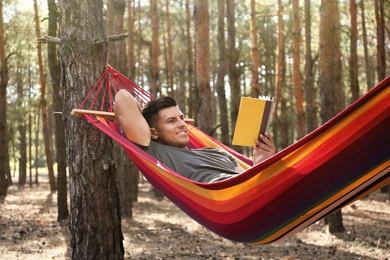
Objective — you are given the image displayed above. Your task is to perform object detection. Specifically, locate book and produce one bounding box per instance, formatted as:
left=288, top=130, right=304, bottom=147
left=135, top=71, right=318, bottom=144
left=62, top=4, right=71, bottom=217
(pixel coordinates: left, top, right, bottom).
left=232, top=96, right=274, bottom=147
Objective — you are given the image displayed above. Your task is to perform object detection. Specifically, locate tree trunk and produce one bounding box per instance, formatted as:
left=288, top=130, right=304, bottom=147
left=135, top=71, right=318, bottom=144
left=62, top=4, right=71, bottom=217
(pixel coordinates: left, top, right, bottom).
left=349, top=0, right=359, bottom=102
left=35, top=105, right=40, bottom=184
left=33, top=0, right=56, bottom=192
left=215, top=0, right=229, bottom=145
left=185, top=0, right=195, bottom=120
left=194, top=0, right=213, bottom=135
left=292, top=0, right=305, bottom=139
left=304, top=0, right=317, bottom=134
left=127, top=0, right=136, bottom=78
left=0, top=0, right=9, bottom=199
left=274, top=0, right=288, bottom=149
left=47, top=0, right=69, bottom=221
left=165, top=0, right=174, bottom=93
left=374, top=0, right=386, bottom=81
left=359, top=0, right=374, bottom=91
left=250, top=0, right=260, bottom=98
left=58, top=0, right=124, bottom=258
left=17, top=68, right=27, bottom=188
left=226, top=0, right=241, bottom=151
left=108, top=0, right=139, bottom=216
left=150, top=0, right=159, bottom=96
left=319, top=0, right=345, bottom=233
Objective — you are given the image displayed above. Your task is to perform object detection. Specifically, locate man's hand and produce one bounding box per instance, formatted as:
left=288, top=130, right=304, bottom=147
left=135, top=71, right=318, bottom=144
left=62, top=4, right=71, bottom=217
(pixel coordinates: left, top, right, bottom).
left=253, top=132, right=276, bottom=165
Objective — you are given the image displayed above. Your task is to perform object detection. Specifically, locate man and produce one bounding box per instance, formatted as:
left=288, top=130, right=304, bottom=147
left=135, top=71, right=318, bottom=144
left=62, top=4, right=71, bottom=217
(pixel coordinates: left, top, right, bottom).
left=114, top=89, right=276, bottom=183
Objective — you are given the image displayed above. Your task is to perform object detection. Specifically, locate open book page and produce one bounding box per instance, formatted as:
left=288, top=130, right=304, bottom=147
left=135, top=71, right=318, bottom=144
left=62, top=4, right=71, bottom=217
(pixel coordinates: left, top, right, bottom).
left=232, top=96, right=274, bottom=147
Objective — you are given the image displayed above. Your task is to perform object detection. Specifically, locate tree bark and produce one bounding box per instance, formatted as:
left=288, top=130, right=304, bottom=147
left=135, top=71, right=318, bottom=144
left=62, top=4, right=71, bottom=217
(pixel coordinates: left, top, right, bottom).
left=185, top=0, right=195, bottom=120
left=292, top=0, right=305, bottom=139
left=226, top=0, right=242, bottom=151
left=349, top=0, right=359, bottom=102
left=17, top=67, right=27, bottom=188
left=47, top=0, right=69, bottom=221
left=359, top=0, right=374, bottom=91
left=274, top=0, right=288, bottom=149
left=108, top=0, right=139, bottom=216
left=58, top=0, right=124, bottom=258
left=165, top=0, right=174, bottom=93
left=150, top=0, right=159, bottom=96
left=319, top=0, right=345, bottom=233
left=33, top=0, right=56, bottom=192
left=194, top=0, right=213, bottom=135
left=374, top=0, right=386, bottom=82
left=304, top=0, right=317, bottom=134
left=215, top=0, right=229, bottom=145
left=0, top=0, right=9, bottom=198
left=250, top=0, right=260, bottom=98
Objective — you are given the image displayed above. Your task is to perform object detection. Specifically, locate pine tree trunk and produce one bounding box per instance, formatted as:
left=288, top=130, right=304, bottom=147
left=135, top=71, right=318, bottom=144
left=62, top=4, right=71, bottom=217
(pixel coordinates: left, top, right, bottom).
left=349, top=0, right=359, bottom=102
left=0, top=0, right=9, bottom=199
left=226, top=0, right=242, bottom=151
left=304, top=0, right=317, bottom=133
left=165, top=0, right=174, bottom=93
left=359, top=0, right=374, bottom=90
left=17, top=72, right=27, bottom=188
left=292, top=0, right=305, bottom=139
left=274, top=0, right=288, bottom=149
left=374, top=0, right=386, bottom=81
left=250, top=0, right=260, bottom=98
left=185, top=0, right=195, bottom=120
left=319, top=0, right=345, bottom=234
left=216, top=0, right=229, bottom=145
left=47, top=0, right=68, bottom=221
left=194, top=0, right=213, bottom=135
left=108, top=0, right=139, bottom=216
left=58, top=0, right=124, bottom=258
left=33, top=0, right=56, bottom=192
left=150, top=0, right=159, bottom=96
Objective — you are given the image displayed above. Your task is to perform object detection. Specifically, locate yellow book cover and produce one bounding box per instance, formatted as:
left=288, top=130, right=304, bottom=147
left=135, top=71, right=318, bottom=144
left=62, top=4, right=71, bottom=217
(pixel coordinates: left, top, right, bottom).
left=232, top=97, right=274, bottom=147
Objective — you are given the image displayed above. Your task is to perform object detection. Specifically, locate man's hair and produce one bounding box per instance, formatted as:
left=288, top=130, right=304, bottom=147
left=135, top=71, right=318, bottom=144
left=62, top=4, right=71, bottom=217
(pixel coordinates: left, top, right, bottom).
left=142, top=96, right=177, bottom=127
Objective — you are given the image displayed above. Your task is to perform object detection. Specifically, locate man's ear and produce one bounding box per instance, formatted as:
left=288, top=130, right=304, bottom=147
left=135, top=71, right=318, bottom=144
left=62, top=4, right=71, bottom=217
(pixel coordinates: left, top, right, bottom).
left=150, top=128, right=158, bottom=140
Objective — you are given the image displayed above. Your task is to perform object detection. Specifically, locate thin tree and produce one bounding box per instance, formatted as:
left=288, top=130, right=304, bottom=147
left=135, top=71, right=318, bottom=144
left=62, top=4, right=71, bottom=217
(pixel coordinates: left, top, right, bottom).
left=250, top=0, right=260, bottom=98
left=16, top=65, right=27, bottom=188
left=185, top=0, right=195, bottom=120
left=274, top=0, right=288, bottom=149
left=0, top=0, right=10, bottom=199
left=374, top=0, right=386, bottom=82
left=226, top=0, right=241, bottom=147
left=292, top=0, right=305, bottom=139
left=150, top=0, right=159, bottom=96
left=359, top=0, right=374, bottom=90
left=33, top=0, right=56, bottom=191
left=58, top=0, right=124, bottom=257
left=319, top=0, right=345, bottom=233
left=215, top=0, right=229, bottom=145
left=46, top=0, right=68, bottom=221
left=165, top=0, right=174, bottom=92
left=194, top=0, right=213, bottom=135
left=349, top=0, right=359, bottom=102
left=127, top=0, right=136, bottom=78
left=304, top=0, right=317, bottom=133
left=107, top=0, right=139, bottom=216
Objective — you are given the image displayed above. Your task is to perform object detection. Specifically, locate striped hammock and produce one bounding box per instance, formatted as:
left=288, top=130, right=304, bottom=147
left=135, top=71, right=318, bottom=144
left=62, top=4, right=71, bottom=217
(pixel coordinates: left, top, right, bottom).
left=72, top=65, right=390, bottom=244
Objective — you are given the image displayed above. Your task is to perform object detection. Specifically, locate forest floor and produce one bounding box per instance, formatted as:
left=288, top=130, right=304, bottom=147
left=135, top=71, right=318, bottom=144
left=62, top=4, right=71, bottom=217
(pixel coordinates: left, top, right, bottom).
left=0, top=172, right=389, bottom=260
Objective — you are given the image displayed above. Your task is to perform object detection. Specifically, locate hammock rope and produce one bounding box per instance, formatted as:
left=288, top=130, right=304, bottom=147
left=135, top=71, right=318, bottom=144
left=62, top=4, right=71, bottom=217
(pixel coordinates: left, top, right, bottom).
left=73, top=65, right=390, bottom=244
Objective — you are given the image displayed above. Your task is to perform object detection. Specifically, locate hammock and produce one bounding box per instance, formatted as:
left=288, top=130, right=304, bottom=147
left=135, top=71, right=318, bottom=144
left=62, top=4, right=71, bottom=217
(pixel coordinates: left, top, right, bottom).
left=72, top=65, right=390, bottom=244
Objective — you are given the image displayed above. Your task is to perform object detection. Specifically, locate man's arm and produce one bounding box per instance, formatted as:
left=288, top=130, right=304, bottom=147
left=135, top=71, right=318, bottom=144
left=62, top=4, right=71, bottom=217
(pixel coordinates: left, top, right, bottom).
left=114, top=89, right=151, bottom=146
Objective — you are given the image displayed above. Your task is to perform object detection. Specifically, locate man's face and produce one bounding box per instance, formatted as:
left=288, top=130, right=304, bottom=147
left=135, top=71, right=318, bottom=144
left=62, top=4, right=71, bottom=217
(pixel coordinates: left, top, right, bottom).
left=151, top=106, right=189, bottom=148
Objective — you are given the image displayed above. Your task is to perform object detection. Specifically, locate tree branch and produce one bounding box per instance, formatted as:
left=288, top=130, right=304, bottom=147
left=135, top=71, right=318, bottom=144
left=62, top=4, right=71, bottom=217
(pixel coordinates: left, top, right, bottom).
left=37, top=33, right=129, bottom=44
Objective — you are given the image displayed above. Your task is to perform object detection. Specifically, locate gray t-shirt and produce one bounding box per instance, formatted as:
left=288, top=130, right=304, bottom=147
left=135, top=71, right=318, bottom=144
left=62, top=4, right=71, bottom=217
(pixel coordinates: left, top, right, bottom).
left=141, top=141, right=240, bottom=183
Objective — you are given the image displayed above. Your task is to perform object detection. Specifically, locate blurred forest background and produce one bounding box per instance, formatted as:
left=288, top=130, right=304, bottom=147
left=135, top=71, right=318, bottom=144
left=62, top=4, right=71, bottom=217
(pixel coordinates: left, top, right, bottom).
left=0, top=0, right=388, bottom=258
